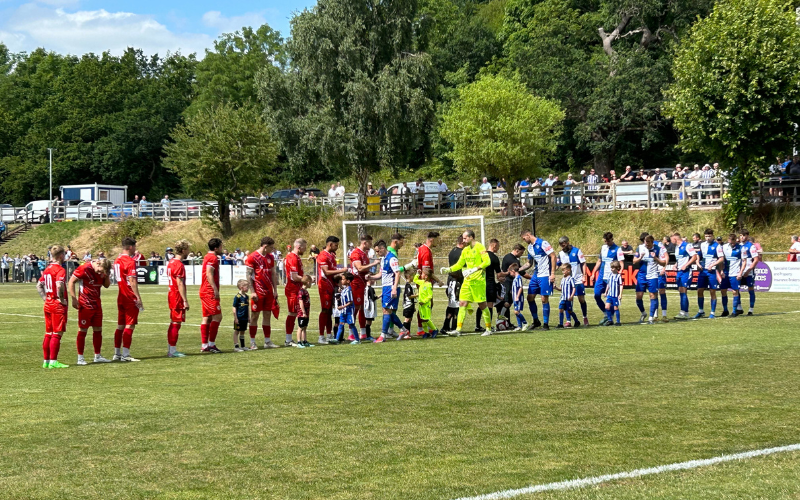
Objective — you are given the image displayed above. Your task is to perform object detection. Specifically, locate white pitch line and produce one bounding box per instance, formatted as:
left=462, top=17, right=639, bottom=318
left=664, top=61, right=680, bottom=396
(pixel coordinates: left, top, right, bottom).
left=453, top=443, right=800, bottom=500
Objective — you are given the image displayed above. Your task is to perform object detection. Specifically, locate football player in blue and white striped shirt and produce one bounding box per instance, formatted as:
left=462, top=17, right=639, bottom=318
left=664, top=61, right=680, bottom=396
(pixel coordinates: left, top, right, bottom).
left=603, top=261, right=624, bottom=326
left=335, top=272, right=361, bottom=344
left=695, top=228, right=725, bottom=318
left=721, top=233, right=744, bottom=317
left=633, top=234, right=668, bottom=325
left=555, top=264, right=579, bottom=328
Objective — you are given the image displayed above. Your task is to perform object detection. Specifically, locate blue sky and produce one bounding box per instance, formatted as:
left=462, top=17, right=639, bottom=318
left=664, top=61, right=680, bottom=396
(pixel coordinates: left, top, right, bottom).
left=0, top=0, right=315, bottom=57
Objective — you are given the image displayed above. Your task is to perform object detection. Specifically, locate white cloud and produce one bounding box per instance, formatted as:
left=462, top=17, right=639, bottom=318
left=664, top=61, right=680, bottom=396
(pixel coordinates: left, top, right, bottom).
left=201, top=10, right=269, bottom=34
left=0, top=3, right=213, bottom=56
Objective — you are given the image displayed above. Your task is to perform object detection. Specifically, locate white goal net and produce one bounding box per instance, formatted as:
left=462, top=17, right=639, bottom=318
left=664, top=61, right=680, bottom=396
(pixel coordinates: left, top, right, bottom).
left=342, top=214, right=534, bottom=271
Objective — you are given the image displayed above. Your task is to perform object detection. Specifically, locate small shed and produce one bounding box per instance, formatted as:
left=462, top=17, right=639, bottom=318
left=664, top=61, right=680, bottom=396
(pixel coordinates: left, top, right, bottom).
left=60, top=184, right=128, bottom=206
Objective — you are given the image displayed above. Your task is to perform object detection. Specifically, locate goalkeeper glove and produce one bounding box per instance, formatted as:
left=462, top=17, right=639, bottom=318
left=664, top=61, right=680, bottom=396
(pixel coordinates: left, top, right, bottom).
left=440, top=267, right=451, bottom=275
left=405, top=259, right=417, bottom=270
left=461, top=267, right=480, bottom=278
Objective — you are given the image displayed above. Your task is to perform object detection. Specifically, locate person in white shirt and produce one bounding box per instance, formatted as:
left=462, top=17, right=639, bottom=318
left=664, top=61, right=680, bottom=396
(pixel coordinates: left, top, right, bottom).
left=334, top=182, right=345, bottom=197
left=328, top=184, right=337, bottom=198
left=479, top=177, right=492, bottom=194
left=789, top=235, right=800, bottom=262
left=235, top=248, right=246, bottom=264
left=437, top=179, right=448, bottom=193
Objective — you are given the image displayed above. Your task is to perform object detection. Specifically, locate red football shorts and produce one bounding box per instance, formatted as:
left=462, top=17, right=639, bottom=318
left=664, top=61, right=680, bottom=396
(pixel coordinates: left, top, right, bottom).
left=318, top=280, right=334, bottom=310
left=117, top=301, right=140, bottom=326
left=78, top=307, right=103, bottom=330
left=251, top=290, right=274, bottom=313
left=285, top=286, right=300, bottom=314
left=200, top=294, right=221, bottom=317
left=170, top=308, right=186, bottom=323
left=44, top=307, right=67, bottom=333
left=350, top=279, right=365, bottom=307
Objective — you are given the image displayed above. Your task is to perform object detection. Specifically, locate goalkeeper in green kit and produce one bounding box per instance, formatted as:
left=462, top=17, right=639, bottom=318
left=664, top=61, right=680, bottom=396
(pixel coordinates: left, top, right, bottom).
left=440, top=230, right=493, bottom=335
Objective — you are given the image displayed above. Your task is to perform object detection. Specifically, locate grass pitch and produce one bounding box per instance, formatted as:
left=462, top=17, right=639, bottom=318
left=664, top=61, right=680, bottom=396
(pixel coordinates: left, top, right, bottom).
left=1, top=284, right=800, bottom=499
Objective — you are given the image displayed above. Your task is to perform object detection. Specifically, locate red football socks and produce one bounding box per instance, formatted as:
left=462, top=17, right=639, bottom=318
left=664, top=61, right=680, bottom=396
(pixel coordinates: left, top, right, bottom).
left=249, top=324, right=258, bottom=339
left=200, top=323, right=208, bottom=344
left=49, top=334, right=62, bottom=361
left=92, top=331, right=102, bottom=355
left=167, top=324, right=180, bottom=347
left=209, top=321, right=220, bottom=343
left=114, top=328, right=123, bottom=349
left=42, top=333, right=52, bottom=360
left=262, top=325, right=271, bottom=340
left=76, top=331, right=87, bottom=356
left=285, top=316, right=295, bottom=335
left=122, top=328, right=133, bottom=349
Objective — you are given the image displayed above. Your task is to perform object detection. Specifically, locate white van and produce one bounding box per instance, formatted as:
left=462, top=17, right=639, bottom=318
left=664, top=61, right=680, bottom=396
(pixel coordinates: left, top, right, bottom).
left=386, top=181, right=448, bottom=211
left=16, top=200, right=52, bottom=223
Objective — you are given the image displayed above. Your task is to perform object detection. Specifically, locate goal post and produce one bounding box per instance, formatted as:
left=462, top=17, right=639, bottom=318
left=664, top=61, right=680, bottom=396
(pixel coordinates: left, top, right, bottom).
left=341, top=214, right=533, bottom=268
left=342, top=215, right=485, bottom=267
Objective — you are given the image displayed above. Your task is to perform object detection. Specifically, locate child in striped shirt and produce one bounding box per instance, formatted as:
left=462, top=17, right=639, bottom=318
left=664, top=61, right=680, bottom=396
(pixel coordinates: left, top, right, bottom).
left=604, top=260, right=623, bottom=326
left=556, top=264, right=579, bottom=328
left=508, top=264, right=527, bottom=331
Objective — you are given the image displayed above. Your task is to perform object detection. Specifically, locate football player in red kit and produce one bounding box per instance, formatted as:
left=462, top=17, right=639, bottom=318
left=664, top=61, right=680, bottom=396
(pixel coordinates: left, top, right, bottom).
left=414, top=231, right=440, bottom=333
left=318, top=236, right=347, bottom=341
left=246, top=236, right=279, bottom=349
left=349, top=234, right=380, bottom=341
left=284, top=238, right=306, bottom=345
left=37, top=245, right=69, bottom=368
left=199, top=238, right=224, bottom=352
left=166, top=240, right=191, bottom=357
left=113, top=237, right=144, bottom=362
left=68, top=257, right=111, bottom=365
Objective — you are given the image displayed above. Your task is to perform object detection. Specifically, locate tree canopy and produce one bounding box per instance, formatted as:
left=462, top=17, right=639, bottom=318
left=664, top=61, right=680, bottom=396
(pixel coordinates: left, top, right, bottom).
left=439, top=74, right=564, bottom=196
left=258, top=0, right=436, bottom=218
left=163, top=103, right=278, bottom=236
left=664, top=0, right=800, bottom=227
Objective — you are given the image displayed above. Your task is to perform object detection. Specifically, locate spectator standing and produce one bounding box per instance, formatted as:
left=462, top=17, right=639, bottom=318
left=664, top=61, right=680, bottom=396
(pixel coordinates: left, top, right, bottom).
left=519, top=177, right=530, bottom=194
left=13, top=254, right=22, bottom=282
left=563, top=174, right=575, bottom=208
left=308, top=244, right=320, bottom=279
left=586, top=169, right=599, bottom=208
left=161, top=195, right=171, bottom=220
left=366, top=183, right=378, bottom=196
left=139, top=196, right=148, bottom=216
left=235, top=248, right=245, bottom=264
left=83, top=251, right=92, bottom=261
left=328, top=184, right=337, bottom=199
left=620, top=166, right=635, bottom=182
left=1, top=252, right=9, bottom=282
left=378, top=183, right=388, bottom=211
left=334, top=182, right=345, bottom=197
left=789, top=235, right=800, bottom=262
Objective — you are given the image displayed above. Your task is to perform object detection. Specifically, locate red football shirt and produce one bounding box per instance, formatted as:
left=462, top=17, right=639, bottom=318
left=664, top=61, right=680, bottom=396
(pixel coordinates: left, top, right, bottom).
left=417, top=244, right=433, bottom=271
left=245, top=250, right=275, bottom=296
left=284, top=252, right=303, bottom=293
left=115, top=254, right=137, bottom=304
left=72, top=262, right=103, bottom=309
left=167, top=259, right=186, bottom=308
left=349, top=247, right=370, bottom=283
left=317, top=250, right=337, bottom=285
left=41, top=263, right=66, bottom=311
left=200, top=252, right=219, bottom=298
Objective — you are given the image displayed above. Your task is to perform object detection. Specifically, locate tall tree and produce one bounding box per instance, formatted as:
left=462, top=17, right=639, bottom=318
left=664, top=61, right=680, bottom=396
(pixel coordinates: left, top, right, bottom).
left=439, top=74, right=564, bottom=199
left=163, top=103, right=278, bottom=236
left=258, top=0, right=436, bottom=218
left=663, top=0, right=800, bottom=228
left=187, top=25, right=285, bottom=115
left=502, top=0, right=712, bottom=173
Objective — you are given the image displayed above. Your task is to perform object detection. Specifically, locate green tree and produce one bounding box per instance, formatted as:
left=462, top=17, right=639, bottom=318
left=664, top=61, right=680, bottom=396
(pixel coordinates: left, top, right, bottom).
left=502, top=0, right=712, bottom=173
left=258, top=0, right=436, bottom=218
left=663, top=0, right=800, bottom=228
left=188, top=25, right=285, bottom=115
left=163, top=103, right=278, bottom=236
left=439, top=74, right=564, bottom=198
left=0, top=48, right=195, bottom=205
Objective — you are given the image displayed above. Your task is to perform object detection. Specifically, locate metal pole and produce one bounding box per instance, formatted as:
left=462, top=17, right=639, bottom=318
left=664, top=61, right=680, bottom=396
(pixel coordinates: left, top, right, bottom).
left=48, top=148, right=53, bottom=223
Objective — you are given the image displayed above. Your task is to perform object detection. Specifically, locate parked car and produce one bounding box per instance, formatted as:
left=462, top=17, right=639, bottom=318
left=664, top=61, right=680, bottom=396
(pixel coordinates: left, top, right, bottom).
left=386, top=182, right=449, bottom=211
left=67, top=200, right=121, bottom=220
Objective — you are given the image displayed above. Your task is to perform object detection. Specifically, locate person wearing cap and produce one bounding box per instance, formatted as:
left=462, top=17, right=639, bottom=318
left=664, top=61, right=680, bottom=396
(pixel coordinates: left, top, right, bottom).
left=165, top=247, right=175, bottom=262
left=366, top=182, right=378, bottom=196
left=234, top=248, right=245, bottom=265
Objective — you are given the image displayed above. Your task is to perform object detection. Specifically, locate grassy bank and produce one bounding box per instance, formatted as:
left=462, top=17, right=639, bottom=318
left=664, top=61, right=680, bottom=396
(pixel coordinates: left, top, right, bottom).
left=2, top=205, right=798, bottom=260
